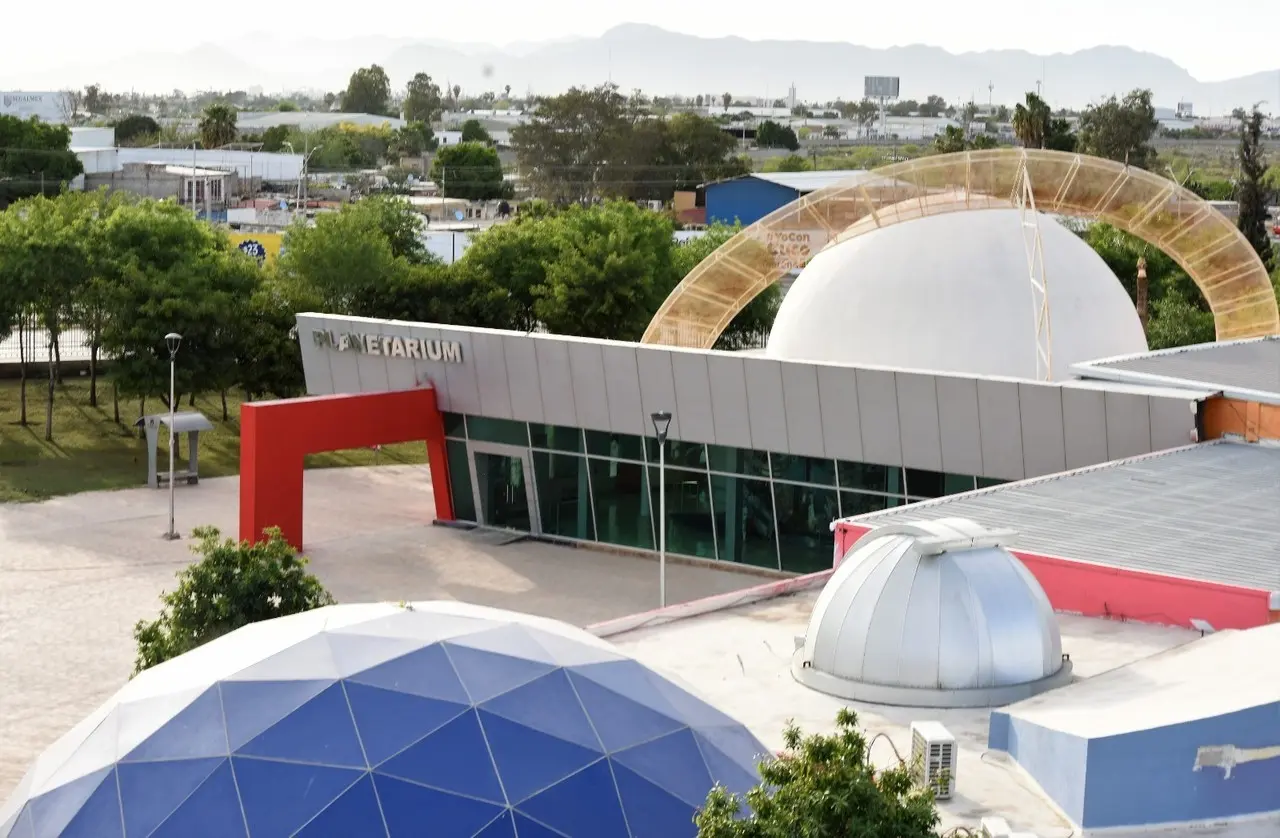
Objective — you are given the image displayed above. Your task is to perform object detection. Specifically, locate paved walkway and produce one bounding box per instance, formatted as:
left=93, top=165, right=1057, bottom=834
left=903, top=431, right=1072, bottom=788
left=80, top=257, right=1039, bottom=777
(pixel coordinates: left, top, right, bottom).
left=0, top=465, right=760, bottom=796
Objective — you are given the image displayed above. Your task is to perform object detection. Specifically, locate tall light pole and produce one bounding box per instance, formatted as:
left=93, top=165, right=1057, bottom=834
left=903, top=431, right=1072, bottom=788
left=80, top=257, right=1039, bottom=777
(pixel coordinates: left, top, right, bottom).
left=163, top=332, right=182, bottom=541
left=650, top=410, right=672, bottom=608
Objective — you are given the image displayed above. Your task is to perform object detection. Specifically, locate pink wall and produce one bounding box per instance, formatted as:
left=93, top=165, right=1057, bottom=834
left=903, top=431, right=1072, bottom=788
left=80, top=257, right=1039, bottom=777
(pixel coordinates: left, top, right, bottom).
left=833, top=523, right=1275, bottom=631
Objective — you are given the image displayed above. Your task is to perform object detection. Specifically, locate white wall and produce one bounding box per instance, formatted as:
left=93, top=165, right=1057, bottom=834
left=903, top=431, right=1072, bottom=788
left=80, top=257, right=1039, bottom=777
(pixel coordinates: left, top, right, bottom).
left=70, top=126, right=115, bottom=149
left=116, top=148, right=304, bottom=181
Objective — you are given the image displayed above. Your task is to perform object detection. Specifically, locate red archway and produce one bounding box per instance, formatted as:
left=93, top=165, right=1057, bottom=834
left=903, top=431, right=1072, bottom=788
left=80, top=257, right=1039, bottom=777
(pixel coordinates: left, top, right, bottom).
left=239, top=388, right=454, bottom=550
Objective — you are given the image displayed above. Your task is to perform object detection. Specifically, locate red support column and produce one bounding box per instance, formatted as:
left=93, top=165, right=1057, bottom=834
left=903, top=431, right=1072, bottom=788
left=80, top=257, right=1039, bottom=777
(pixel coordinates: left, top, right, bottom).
left=238, top=388, right=452, bottom=551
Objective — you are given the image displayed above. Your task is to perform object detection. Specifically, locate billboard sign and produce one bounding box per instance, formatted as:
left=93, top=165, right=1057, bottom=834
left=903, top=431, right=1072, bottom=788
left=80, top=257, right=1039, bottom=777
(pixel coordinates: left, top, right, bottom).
left=864, top=76, right=901, bottom=100
left=764, top=229, right=829, bottom=271
left=0, top=91, right=71, bottom=124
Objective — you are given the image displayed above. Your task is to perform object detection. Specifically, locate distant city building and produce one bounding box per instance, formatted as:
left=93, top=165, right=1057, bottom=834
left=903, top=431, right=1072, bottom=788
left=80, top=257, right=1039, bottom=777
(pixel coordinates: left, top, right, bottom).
left=0, top=91, right=72, bottom=124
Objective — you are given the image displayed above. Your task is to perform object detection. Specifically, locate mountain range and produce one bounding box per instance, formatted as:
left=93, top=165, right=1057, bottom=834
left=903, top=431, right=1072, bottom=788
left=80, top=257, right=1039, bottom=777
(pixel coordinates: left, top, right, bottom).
left=9, top=24, right=1280, bottom=114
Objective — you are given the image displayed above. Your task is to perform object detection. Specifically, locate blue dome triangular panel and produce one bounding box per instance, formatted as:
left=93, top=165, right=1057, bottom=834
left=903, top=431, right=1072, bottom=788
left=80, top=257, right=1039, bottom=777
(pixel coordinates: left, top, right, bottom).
left=117, top=757, right=223, bottom=838
left=472, top=811, right=518, bottom=838
left=237, top=682, right=366, bottom=768
left=346, top=642, right=471, bottom=704
left=27, top=767, right=113, bottom=838
left=1, top=806, right=32, bottom=838
left=376, top=709, right=505, bottom=804
left=232, top=757, right=363, bottom=838
left=480, top=712, right=600, bottom=804
left=480, top=669, right=602, bottom=752
left=147, top=760, right=247, bottom=838
left=219, top=679, right=332, bottom=752
left=444, top=625, right=558, bottom=666
left=122, top=687, right=228, bottom=762
left=440, top=642, right=557, bottom=704
left=612, top=728, right=714, bottom=808
left=373, top=775, right=505, bottom=838
left=611, top=761, right=699, bottom=838
left=645, top=673, right=739, bottom=729
left=293, top=774, right=384, bottom=837
left=57, top=768, right=121, bottom=838
left=692, top=728, right=764, bottom=786
left=693, top=734, right=760, bottom=797
left=511, top=812, right=571, bottom=838
left=567, top=668, right=685, bottom=752
left=344, top=680, right=469, bottom=766
left=569, top=661, right=684, bottom=721
left=515, top=758, right=628, bottom=838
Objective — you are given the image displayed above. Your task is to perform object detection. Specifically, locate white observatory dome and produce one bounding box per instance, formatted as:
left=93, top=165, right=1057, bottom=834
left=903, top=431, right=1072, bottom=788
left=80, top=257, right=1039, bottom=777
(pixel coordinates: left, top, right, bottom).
left=792, top=518, right=1073, bottom=708
left=765, top=206, right=1149, bottom=379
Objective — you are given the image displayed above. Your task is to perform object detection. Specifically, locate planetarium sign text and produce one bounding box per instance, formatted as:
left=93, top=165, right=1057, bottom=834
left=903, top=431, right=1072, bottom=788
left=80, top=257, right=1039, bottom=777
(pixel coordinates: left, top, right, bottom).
left=311, top=330, right=463, bottom=363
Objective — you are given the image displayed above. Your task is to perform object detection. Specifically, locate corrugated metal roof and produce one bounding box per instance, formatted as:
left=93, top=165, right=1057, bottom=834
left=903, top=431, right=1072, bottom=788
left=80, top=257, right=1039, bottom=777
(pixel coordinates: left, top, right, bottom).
left=842, top=441, right=1280, bottom=592
left=1074, top=337, right=1280, bottom=400
left=749, top=170, right=875, bottom=192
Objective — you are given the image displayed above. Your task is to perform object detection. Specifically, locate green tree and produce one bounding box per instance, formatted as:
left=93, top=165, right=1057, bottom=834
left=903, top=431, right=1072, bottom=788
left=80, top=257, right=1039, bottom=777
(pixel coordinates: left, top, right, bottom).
left=1013, top=92, right=1051, bottom=148
left=0, top=115, right=83, bottom=206
left=1236, top=106, right=1273, bottom=270
left=454, top=220, right=563, bottom=331
left=391, top=121, right=437, bottom=159
left=722, top=92, right=732, bottom=110
left=696, top=709, right=939, bottom=838
left=533, top=201, right=677, bottom=340
left=918, top=95, right=948, bottom=118
left=341, top=64, right=394, bottom=116
left=1145, top=294, right=1216, bottom=350
left=260, top=124, right=290, bottom=152
left=932, top=125, right=968, bottom=154
left=404, top=72, right=443, bottom=123
left=673, top=223, right=781, bottom=349
left=114, top=114, right=160, bottom=145
left=1077, top=89, right=1158, bottom=169
left=355, top=194, right=430, bottom=263
left=236, top=280, right=308, bottom=402
left=132, top=527, right=334, bottom=673
left=431, top=142, right=511, bottom=200
left=277, top=203, right=406, bottom=314
left=757, top=120, right=800, bottom=151
left=1045, top=118, right=1077, bottom=152
left=768, top=154, right=811, bottom=172
left=512, top=84, right=637, bottom=204
left=198, top=103, right=238, bottom=149
left=460, top=118, right=493, bottom=144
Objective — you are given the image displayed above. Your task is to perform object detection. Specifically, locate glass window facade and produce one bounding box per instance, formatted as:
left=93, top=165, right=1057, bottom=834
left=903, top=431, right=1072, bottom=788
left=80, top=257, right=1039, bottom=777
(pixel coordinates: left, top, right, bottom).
left=442, top=415, right=988, bottom=574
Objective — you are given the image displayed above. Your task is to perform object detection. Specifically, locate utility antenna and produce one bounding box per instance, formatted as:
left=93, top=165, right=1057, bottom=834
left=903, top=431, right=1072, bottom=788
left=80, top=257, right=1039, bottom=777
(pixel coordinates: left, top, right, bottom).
left=988, top=81, right=994, bottom=109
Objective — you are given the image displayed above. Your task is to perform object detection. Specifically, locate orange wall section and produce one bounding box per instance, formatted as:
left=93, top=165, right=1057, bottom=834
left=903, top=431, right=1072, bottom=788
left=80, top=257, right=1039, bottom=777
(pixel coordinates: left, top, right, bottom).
left=1202, top=397, right=1280, bottom=442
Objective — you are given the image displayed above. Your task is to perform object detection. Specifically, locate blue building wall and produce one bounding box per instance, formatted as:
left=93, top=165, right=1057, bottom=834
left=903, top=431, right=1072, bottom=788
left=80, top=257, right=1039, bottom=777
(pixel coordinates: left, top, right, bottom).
left=705, top=178, right=801, bottom=226
left=991, top=701, right=1280, bottom=830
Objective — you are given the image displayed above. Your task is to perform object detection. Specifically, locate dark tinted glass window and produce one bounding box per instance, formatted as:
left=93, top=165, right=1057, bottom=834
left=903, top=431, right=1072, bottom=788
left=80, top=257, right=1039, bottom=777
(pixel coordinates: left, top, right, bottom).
left=529, top=424, right=583, bottom=453
left=446, top=439, right=476, bottom=522
left=648, top=467, right=715, bottom=560
left=533, top=452, right=594, bottom=540
left=838, top=461, right=904, bottom=495
left=706, top=444, right=770, bottom=477
left=443, top=412, right=466, bottom=438
left=709, top=473, right=777, bottom=570
left=585, top=430, right=645, bottom=461
left=770, top=453, right=836, bottom=486
left=645, top=439, right=707, bottom=469
left=589, top=458, right=653, bottom=549
left=466, top=416, right=528, bottom=447
left=775, top=484, right=840, bottom=574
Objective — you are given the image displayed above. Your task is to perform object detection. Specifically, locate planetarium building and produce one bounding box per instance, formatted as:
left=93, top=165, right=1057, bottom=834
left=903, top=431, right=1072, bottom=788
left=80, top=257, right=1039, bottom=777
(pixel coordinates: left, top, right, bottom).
left=240, top=149, right=1278, bottom=577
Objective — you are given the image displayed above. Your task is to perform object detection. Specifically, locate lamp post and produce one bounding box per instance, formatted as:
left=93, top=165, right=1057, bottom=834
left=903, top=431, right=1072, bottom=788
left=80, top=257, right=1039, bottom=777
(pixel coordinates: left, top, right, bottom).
left=650, top=410, right=672, bottom=608
left=163, top=332, right=182, bottom=541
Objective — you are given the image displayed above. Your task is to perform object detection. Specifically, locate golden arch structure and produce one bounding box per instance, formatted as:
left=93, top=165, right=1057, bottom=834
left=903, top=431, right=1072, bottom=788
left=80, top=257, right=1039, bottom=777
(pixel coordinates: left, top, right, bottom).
left=642, top=148, right=1280, bottom=357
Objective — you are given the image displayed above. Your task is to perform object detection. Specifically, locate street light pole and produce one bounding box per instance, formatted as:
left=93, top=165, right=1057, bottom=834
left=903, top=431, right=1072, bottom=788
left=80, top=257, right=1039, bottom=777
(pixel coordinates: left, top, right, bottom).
left=163, top=332, right=182, bottom=540
left=650, top=410, right=672, bottom=608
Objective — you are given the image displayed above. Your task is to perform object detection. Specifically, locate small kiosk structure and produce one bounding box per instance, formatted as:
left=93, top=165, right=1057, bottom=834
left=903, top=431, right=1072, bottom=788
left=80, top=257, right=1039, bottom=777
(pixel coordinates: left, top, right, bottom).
left=135, top=411, right=215, bottom=488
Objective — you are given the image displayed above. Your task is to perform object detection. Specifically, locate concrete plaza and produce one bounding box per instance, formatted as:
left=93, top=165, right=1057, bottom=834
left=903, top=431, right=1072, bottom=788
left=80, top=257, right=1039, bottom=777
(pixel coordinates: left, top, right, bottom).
left=0, top=464, right=760, bottom=796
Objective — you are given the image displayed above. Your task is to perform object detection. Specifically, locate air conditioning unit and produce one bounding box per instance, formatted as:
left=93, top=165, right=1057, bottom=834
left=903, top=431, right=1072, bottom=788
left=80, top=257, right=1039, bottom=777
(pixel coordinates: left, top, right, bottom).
left=910, top=721, right=957, bottom=800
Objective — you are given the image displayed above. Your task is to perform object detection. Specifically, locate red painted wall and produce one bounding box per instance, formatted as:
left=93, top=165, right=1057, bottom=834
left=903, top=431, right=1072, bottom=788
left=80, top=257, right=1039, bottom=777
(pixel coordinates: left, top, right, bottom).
left=240, top=389, right=453, bottom=550
left=833, top=522, right=1275, bottom=631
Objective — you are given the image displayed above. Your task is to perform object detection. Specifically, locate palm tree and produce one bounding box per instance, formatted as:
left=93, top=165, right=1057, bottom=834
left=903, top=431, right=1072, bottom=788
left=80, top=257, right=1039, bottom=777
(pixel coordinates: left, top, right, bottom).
left=198, top=104, right=237, bottom=149
left=1013, top=92, right=1051, bottom=149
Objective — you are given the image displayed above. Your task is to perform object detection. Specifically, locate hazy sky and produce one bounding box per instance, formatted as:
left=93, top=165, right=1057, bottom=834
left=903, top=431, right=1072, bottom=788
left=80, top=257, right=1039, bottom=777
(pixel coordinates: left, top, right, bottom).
left=5, top=0, right=1277, bottom=81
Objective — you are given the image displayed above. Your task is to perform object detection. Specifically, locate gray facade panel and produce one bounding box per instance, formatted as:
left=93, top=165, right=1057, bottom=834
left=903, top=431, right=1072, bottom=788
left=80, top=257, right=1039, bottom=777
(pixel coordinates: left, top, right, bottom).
left=381, top=322, right=420, bottom=392
left=407, top=325, right=453, bottom=406
left=636, top=348, right=681, bottom=439
left=1060, top=387, right=1109, bottom=469
left=1148, top=397, right=1195, bottom=452
left=1104, top=392, right=1152, bottom=460
left=935, top=376, right=984, bottom=476
left=670, top=352, right=716, bottom=444
left=705, top=354, right=753, bottom=449
left=600, top=344, right=645, bottom=436
left=469, top=332, right=514, bottom=420
left=1018, top=384, right=1067, bottom=477
left=323, top=318, right=363, bottom=396
left=502, top=335, right=545, bottom=424
left=743, top=359, right=789, bottom=452
left=780, top=362, right=826, bottom=458
left=567, top=342, right=611, bottom=432
left=855, top=370, right=903, bottom=465
left=977, top=380, right=1025, bottom=481
left=533, top=340, right=578, bottom=427
left=894, top=373, right=943, bottom=471
left=352, top=333, right=391, bottom=395
left=297, top=316, right=335, bottom=395
left=440, top=329, right=482, bottom=414
left=815, top=364, right=864, bottom=462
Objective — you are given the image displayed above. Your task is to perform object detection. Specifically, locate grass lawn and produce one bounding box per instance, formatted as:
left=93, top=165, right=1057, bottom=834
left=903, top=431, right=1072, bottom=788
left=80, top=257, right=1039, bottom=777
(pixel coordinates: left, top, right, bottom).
left=0, top=376, right=426, bottom=503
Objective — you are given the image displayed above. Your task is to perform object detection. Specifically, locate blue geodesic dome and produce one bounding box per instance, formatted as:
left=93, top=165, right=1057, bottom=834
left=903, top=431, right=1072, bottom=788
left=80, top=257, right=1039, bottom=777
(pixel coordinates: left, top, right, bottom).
left=0, top=601, right=767, bottom=838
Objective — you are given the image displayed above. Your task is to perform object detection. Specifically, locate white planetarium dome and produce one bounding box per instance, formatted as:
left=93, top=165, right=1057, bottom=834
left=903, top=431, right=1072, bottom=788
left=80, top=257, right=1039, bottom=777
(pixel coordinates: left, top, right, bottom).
left=765, top=204, right=1149, bottom=379
left=792, top=519, right=1073, bottom=708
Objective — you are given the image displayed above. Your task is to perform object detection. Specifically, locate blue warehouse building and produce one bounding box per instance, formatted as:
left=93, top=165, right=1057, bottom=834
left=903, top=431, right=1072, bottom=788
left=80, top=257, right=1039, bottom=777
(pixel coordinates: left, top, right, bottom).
left=705, top=170, right=868, bottom=226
